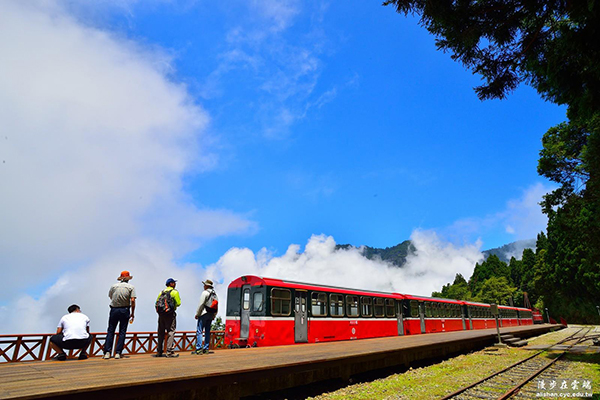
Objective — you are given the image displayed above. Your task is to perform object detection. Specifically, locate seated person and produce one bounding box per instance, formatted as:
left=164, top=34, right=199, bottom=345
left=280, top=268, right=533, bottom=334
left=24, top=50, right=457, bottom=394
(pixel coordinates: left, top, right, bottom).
left=49, top=304, right=92, bottom=361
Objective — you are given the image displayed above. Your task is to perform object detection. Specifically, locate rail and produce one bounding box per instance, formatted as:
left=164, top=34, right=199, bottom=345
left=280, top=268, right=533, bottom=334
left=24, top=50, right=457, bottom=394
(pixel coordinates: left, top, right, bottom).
left=0, top=330, right=225, bottom=363
left=441, top=327, right=591, bottom=400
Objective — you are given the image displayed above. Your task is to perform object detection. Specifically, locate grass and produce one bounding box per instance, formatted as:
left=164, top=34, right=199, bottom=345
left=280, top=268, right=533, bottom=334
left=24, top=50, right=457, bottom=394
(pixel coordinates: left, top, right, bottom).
left=309, top=326, right=600, bottom=400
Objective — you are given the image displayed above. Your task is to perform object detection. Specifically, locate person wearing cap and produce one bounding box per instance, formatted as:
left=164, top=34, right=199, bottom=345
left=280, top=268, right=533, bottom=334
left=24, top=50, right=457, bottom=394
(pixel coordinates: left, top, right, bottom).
left=103, top=271, right=136, bottom=360
left=192, top=279, right=218, bottom=355
left=49, top=304, right=92, bottom=361
left=155, top=278, right=181, bottom=358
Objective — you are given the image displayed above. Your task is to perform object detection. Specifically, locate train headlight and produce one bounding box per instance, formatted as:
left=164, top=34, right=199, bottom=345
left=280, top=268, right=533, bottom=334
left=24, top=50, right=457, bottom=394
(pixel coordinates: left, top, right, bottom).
left=229, top=327, right=232, bottom=333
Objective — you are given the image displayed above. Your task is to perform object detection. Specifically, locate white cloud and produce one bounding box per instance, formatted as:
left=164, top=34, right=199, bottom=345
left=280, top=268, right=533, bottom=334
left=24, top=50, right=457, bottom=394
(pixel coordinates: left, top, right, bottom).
left=207, top=232, right=483, bottom=307
left=0, top=240, right=215, bottom=334
left=0, top=0, right=254, bottom=311
left=503, top=183, right=552, bottom=240
left=447, top=182, right=554, bottom=243
left=199, top=1, right=338, bottom=139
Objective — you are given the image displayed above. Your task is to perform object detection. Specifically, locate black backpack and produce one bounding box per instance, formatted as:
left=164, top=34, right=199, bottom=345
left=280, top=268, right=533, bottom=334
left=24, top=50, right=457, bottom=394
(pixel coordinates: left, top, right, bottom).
left=156, top=289, right=175, bottom=314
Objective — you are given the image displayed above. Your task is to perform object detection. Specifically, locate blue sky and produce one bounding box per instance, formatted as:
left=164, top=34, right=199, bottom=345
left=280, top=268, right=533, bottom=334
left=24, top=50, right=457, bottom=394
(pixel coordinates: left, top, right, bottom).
left=0, top=0, right=565, bottom=332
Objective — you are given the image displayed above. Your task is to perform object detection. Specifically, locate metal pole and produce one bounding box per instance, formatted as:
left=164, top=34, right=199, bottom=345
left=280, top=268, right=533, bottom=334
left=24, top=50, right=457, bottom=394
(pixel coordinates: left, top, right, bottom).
left=495, top=315, right=502, bottom=344
left=545, top=307, right=550, bottom=323
left=596, top=305, right=600, bottom=317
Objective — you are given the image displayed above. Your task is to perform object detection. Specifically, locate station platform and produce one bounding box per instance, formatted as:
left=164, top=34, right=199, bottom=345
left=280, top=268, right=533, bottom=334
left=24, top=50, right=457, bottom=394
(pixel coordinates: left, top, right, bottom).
left=0, top=324, right=561, bottom=400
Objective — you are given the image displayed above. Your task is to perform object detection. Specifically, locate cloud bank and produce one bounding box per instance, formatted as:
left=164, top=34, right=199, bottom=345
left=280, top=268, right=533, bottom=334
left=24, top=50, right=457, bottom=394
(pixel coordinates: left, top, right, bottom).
left=208, top=231, right=483, bottom=305
left=0, top=1, right=254, bottom=332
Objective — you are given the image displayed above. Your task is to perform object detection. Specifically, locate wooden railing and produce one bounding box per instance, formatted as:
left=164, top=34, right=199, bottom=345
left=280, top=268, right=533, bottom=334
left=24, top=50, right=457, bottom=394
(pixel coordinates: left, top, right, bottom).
left=0, top=330, right=225, bottom=363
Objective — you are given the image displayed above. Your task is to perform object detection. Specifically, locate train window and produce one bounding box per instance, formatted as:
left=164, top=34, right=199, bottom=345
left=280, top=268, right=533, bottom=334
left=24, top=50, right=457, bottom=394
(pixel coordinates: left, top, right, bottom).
left=425, top=302, right=432, bottom=318
left=346, top=295, right=359, bottom=317
left=253, top=292, right=264, bottom=312
left=311, top=292, right=328, bottom=317
left=330, top=294, right=344, bottom=317
left=243, top=288, right=251, bottom=310
left=374, top=298, right=385, bottom=317
left=386, top=299, right=395, bottom=317
left=271, top=288, right=291, bottom=316
left=361, top=297, right=372, bottom=317
left=410, top=300, right=419, bottom=318
left=301, top=295, right=306, bottom=313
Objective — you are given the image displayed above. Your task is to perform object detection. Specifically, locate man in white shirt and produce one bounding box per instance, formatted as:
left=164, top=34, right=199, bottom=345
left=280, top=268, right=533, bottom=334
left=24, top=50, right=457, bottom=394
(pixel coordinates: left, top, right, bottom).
left=49, top=304, right=91, bottom=361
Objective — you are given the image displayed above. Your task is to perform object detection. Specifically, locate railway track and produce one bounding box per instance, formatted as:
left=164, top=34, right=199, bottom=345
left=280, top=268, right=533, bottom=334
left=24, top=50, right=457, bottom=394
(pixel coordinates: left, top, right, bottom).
left=440, top=327, right=593, bottom=400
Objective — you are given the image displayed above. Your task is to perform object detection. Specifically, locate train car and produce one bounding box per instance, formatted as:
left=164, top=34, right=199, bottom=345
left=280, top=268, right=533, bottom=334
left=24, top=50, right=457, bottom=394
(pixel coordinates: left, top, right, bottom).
left=225, top=276, right=540, bottom=348
left=463, top=301, right=497, bottom=330
left=517, top=308, right=534, bottom=326
left=498, top=305, right=521, bottom=327
left=532, top=309, right=544, bottom=324
left=401, top=295, right=466, bottom=335
left=225, top=275, right=404, bottom=348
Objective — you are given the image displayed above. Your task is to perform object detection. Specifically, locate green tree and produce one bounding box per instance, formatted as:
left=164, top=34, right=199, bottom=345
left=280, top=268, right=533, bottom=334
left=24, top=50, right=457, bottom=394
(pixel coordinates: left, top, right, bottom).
left=383, top=1, right=600, bottom=120
left=474, top=277, right=516, bottom=305
left=469, top=255, right=510, bottom=294
left=508, top=256, right=523, bottom=289
left=432, top=273, right=471, bottom=300
left=385, top=0, right=600, bottom=322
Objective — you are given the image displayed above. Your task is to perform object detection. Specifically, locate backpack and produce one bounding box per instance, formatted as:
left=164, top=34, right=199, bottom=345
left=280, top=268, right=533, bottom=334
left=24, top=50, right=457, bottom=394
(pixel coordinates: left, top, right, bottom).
left=156, top=289, right=175, bottom=314
left=205, top=289, right=218, bottom=314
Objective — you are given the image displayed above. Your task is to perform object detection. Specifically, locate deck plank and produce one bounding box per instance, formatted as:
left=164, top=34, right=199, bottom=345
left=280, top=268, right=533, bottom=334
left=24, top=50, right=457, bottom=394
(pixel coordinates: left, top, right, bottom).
left=0, top=325, right=559, bottom=400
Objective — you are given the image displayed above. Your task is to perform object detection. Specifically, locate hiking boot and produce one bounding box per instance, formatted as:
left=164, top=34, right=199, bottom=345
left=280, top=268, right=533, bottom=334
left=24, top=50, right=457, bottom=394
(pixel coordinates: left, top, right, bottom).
left=191, top=349, right=202, bottom=355
left=114, top=353, right=121, bottom=360
left=152, top=353, right=165, bottom=358
left=78, top=352, right=88, bottom=360
left=202, top=349, right=210, bottom=354
left=52, top=353, right=67, bottom=361
left=103, top=352, right=110, bottom=360
left=166, top=352, right=179, bottom=358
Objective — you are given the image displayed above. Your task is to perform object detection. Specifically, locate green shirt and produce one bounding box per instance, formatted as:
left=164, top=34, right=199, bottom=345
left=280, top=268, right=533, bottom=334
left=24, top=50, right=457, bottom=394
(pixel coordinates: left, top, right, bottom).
left=157, top=287, right=181, bottom=309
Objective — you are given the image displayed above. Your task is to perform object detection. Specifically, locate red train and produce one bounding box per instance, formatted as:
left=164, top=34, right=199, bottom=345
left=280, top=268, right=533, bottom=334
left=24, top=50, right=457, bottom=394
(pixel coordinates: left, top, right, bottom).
left=225, top=275, right=534, bottom=348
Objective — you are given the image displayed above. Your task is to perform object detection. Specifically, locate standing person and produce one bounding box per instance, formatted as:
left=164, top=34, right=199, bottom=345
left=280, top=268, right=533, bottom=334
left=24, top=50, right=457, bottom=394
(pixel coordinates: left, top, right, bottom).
left=155, top=278, right=181, bottom=358
left=192, top=279, right=218, bottom=355
left=49, top=305, right=92, bottom=361
left=103, top=270, right=136, bottom=360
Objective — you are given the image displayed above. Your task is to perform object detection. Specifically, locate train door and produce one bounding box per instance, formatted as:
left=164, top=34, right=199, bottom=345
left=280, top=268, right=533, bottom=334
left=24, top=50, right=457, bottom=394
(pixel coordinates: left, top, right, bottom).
left=294, top=290, right=308, bottom=343
left=461, top=305, right=466, bottom=330
left=465, top=305, right=473, bottom=330
left=240, top=285, right=251, bottom=340
left=396, top=300, right=404, bottom=336
left=419, top=301, right=426, bottom=333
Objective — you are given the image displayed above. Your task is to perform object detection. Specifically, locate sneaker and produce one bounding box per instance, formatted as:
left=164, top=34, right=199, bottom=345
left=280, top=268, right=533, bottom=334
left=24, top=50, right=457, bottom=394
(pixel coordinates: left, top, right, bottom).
left=152, top=353, right=165, bottom=358
left=114, top=353, right=121, bottom=360
left=166, top=352, right=179, bottom=358
left=78, top=352, right=88, bottom=360
left=52, top=353, right=67, bottom=361
left=191, top=349, right=202, bottom=355
left=103, top=352, right=110, bottom=360
left=202, top=349, right=210, bottom=354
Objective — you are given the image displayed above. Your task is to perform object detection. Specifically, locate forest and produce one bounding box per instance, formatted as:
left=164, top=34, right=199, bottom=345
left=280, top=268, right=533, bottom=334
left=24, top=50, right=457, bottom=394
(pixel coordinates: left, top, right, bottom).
left=384, top=0, right=600, bottom=324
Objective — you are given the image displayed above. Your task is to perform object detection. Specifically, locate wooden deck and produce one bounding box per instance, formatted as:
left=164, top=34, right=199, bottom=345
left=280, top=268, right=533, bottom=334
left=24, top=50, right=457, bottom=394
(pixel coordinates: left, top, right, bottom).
left=0, top=325, right=560, bottom=400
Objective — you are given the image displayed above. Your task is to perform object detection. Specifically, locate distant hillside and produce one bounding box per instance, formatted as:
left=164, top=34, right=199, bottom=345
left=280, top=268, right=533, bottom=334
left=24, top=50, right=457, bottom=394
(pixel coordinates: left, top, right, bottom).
left=482, top=239, right=536, bottom=263
left=337, top=239, right=535, bottom=267
left=336, top=240, right=415, bottom=267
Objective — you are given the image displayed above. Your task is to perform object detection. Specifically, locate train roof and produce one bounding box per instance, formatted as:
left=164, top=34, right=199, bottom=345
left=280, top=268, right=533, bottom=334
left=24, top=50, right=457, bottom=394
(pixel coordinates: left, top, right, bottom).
left=401, top=294, right=463, bottom=304
left=227, top=276, right=533, bottom=311
left=228, top=275, right=404, bottom=298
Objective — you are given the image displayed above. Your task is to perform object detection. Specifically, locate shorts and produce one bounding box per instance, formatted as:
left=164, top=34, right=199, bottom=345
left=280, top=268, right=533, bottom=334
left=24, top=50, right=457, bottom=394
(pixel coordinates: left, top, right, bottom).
left=50, top=333, right=92, bottom=350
